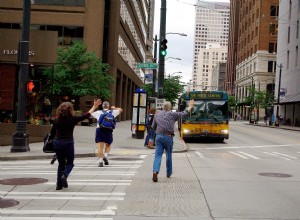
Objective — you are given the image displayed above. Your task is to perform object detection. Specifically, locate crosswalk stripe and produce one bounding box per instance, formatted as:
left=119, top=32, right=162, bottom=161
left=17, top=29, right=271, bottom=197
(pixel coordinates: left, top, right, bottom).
left=1, top=171, right=136, bottom=176
left=1, top=209, right=116, bottom=216
left=229, top=151, right=249, bottom=159
left=1, top=218, right=113, bottom=220
left=263, top=152, right=291, bottom=160
left=271, top=152, right=297, bottom=159
left=3, top=195, right=124, bottom=200
left=237, top=151, right=260, bottom=159
left=1, top=165, right=141, bottom=169
left=0, top=191, right=125, bottom=196
left=44, top=182, right=131, bottom=186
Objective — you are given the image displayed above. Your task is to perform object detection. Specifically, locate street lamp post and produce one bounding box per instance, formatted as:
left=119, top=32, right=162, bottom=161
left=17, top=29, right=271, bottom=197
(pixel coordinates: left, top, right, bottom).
left=168, top=71, right=182, bottom=78
left=165, top=57, right=181, bottom=61
left=11, top=0, right=31, bottom=152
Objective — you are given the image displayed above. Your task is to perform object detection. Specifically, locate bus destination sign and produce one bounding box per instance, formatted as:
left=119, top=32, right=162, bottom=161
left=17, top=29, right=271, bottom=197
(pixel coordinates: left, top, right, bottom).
left=189, top=93, right=223, bottom=99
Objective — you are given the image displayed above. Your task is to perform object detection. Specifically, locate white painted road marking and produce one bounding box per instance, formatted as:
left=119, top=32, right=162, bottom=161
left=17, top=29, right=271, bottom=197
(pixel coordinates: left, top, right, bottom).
left=195, top=151, right=204, bottom=158
left=229, top=151, right=249, bottom=159
left=237, top=151, right=260, bottom=159
left=264, top=152, right=291, bottom=160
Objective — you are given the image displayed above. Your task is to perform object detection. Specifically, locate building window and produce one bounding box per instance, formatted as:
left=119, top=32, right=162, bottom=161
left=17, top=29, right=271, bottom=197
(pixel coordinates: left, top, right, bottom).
left=268, top=61, right=274, bottom=72
left=289, top=0, right=292, bottom=20
left=288, top=26, right=290, bottom=43
left=268, top=42, right=277, bottom=53
left=297, top=20, right=299, bottom=39
left=287, top=50, right=290, bottom=69
left=270, top=5, right=277, bottom=16
left=269, top=24, right=277, bottom=35
left=296, top=46, right=298, bottom=66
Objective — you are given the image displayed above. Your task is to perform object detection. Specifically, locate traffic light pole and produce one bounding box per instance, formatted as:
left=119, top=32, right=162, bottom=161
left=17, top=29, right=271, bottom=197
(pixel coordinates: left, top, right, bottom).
left=158, top=0, right=167, bottom=98
left=152, top=35, right=158, bottom=97
left=11, top=0, right=31, bottom=152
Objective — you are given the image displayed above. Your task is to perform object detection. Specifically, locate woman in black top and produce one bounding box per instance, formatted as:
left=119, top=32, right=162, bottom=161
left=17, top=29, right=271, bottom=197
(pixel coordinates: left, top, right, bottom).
left=50, top=99, right=101, bottom=190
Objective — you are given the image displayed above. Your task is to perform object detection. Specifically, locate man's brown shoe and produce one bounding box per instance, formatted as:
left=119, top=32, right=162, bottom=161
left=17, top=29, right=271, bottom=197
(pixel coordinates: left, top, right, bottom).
left=152, top=172, right=158, bottom=182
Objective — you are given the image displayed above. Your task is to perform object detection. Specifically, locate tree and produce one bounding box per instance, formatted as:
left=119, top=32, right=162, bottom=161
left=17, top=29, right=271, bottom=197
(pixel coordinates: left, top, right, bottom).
left=43, top=41, right=114, bottom=107
left=142, top=75, right=185, bottom=106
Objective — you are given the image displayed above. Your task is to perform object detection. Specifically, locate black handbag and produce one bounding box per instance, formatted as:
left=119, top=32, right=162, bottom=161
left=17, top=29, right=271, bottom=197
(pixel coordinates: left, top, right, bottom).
left=43, top=133, right=54, bottom=153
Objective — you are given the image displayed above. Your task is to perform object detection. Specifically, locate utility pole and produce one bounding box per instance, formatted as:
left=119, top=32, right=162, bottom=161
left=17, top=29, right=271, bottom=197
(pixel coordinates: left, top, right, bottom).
left=11, top=0, right=31, bottom=152
left=152, top=35, right=158, bottom=97
left=158, top=0, right=167, bottom=98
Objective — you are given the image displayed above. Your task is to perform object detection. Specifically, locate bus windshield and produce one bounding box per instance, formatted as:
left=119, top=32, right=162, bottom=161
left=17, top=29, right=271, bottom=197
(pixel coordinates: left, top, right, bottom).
left=184, top=100, right=228, bottom=123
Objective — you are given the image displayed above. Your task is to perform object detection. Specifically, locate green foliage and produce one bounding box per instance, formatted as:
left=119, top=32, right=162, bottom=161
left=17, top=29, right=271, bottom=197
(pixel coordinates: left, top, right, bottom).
left=244, top=85, right=275, bottom=109
left=141, top=75, right=185, bottom=106
left=43, top=41, right=114, bottom=99
left=228, top=95, right=236, bottom=109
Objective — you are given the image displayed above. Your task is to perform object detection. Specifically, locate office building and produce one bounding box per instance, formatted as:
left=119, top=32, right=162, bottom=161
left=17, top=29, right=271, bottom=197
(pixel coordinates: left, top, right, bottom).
left=276, top=0, right=300, bottom=125
left=234, top=0, right=279, bottom=121
left=192, top=1, right=230, bottom=91
left=0, top=0, right=155, bottom=122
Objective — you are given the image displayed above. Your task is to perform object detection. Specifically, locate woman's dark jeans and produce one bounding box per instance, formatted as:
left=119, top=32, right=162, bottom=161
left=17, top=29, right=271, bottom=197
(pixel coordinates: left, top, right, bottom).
left=53, top=139, right=74, bottom=186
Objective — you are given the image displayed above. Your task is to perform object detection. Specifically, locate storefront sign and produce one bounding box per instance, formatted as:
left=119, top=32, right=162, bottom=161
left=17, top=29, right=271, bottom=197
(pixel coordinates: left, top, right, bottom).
left=3, top=49, right=35, bottom=56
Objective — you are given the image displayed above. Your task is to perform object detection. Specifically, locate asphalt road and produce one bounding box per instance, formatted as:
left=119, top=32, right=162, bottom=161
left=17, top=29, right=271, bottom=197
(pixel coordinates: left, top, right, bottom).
left=186, top=120, right=300, bottom=219
left=1, top=121, right=300, bottom=219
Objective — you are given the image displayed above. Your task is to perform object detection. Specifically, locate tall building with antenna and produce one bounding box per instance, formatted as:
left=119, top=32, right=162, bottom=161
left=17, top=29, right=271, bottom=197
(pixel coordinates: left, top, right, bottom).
left=192, top=1, right=230, bottom=91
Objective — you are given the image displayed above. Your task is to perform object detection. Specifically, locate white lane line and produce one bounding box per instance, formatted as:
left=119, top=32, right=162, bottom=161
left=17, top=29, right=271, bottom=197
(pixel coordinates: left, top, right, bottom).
left=237, top=151, right=260, bottom=159
left=229, top=151, right=249, bottom=159
left=3, top=195, right=124, bottom=200
left=195, top=152, right=204, bottom=158
left=139, top=155, right=148, bottom=159
left=1, top=208, right=116, bottom=216
left=0, top=191, right=125, bottom=196
left=1, top=218, right=112, bottom=220
left=205, top=144, right=300, bottom=150
left=271, top=152, right=297, bottom=159
left=264, top=152, right=291, bottom=160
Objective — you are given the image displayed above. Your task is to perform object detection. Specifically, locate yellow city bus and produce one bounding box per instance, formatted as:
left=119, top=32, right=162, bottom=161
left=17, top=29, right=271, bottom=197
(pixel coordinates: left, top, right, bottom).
left=178, top=91, right=229, bottom=142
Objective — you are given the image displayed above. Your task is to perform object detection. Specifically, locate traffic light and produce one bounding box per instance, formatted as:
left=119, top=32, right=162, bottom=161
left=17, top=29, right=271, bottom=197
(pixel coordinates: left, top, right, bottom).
left=160, top=39, right=168, bottom=56
left=27, top=80, right=41, bottom=93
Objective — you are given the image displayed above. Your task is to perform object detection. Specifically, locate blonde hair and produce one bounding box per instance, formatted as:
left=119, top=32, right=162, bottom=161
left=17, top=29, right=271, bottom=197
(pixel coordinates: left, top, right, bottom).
left=163, top=101, right=172, bottom=111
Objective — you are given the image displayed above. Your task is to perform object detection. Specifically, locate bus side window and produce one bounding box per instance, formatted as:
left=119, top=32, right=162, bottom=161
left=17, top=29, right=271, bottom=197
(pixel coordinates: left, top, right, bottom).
left=179, top=101, right=186, bottom=111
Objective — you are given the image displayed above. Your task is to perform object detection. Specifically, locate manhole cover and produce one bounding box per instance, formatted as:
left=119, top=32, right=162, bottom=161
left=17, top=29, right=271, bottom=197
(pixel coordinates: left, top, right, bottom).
left=258, top=173, right=293, bottom=178
left=0, top=178, right=48, bottom=185
left=0, top=198, right=19, bottom=208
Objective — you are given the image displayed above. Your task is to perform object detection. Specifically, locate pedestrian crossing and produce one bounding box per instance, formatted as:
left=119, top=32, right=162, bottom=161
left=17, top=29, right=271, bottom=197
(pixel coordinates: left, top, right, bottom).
left=195, top=150, right=299, bottom=160
left=0, top=155, right=147, bottom=219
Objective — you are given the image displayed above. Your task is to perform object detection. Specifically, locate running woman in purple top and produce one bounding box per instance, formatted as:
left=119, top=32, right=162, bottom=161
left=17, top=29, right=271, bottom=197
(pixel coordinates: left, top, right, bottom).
left=151, top=100, right=194, bottom=182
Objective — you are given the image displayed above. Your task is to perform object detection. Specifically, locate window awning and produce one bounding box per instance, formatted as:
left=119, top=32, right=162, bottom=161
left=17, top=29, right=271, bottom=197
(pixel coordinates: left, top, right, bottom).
left=279, top=93, right=300, bottom=104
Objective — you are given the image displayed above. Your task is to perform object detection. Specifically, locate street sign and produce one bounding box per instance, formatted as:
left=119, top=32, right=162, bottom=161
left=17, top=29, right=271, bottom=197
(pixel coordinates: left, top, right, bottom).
left=137, top=63, right=158, bottom=69
left=156, top=98, right=165, bottom=110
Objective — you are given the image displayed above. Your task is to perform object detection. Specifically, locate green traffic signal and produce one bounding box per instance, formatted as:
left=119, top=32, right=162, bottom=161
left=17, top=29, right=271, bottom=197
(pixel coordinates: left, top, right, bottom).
left=161, top=50, right=167, bottom=56
left=160, top=39, right=168, bottom=57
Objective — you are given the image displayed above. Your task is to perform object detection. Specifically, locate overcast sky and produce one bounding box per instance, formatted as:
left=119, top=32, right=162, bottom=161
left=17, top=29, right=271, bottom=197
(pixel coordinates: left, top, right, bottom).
left=153, top=0, right=229, bottom=83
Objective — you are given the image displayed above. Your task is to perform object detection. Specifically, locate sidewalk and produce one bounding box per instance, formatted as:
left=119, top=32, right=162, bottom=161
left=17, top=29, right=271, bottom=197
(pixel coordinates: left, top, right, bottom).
left=244, top=120, right=300, bottom=132
left=0, top=120, right=187, bottom=161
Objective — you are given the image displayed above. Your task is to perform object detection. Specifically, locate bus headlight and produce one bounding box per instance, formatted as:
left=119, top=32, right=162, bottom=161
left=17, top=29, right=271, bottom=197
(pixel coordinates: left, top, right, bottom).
left=220, top=129, right=228, bottom=134
left=183, top=129, right=190, bottom=134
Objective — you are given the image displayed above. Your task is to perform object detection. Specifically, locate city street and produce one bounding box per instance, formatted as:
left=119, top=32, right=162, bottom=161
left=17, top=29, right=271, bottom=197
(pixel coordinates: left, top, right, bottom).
left=1, top=121, right=300, bottom=219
